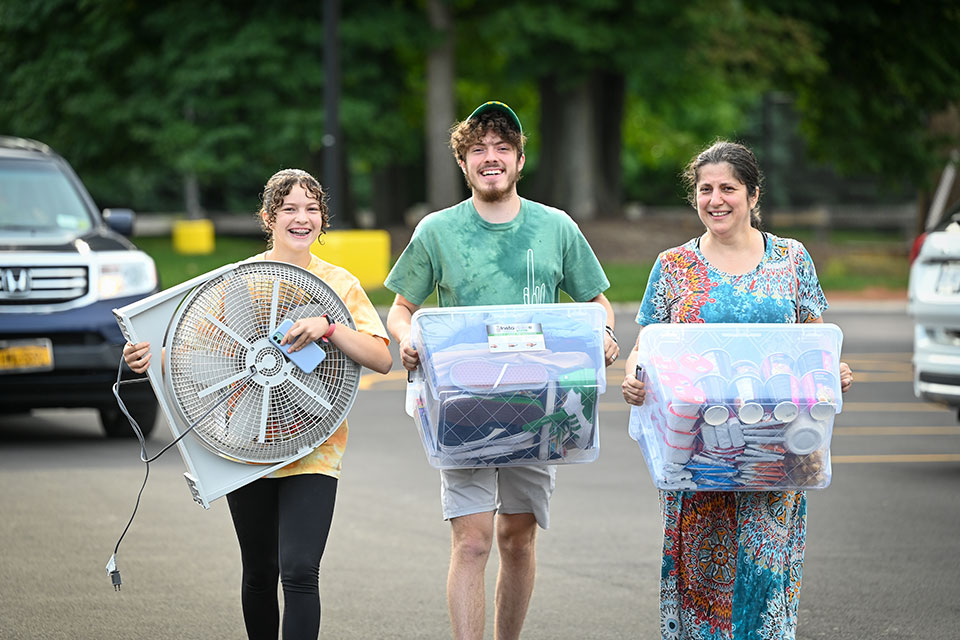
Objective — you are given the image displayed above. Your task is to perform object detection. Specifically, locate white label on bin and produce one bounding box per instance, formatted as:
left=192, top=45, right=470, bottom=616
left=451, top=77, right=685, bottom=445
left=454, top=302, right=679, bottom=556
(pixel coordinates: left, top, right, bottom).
left=486, top=323, right=546, bottom=352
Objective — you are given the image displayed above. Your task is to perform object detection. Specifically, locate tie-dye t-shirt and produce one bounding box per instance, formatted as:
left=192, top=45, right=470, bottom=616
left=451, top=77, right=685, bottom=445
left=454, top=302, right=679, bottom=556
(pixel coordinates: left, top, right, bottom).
left=636, top=234, right=827, bottom=326
left=384, top=198, right=609, bottom=307
left=246, top=252, right=389, bottom=480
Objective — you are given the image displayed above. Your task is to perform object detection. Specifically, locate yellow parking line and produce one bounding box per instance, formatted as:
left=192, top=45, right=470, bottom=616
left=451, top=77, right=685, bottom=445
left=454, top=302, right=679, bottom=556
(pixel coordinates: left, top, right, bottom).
left=359, top=371, right=408, bottom=390
left=842, top=401, right=947, bottom=412
left=843, top=355, right=911, bottom=368
left=844, top=372, right=912, bottom=382
left=833, top=454, right=960, bottom=463
left=600, top=402, right=630, bottom=412
left=834, top=426, right=960, bottom=436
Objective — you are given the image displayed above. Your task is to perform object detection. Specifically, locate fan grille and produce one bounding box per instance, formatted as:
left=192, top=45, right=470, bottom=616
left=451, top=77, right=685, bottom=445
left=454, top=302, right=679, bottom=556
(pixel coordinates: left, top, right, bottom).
left=164, top=260, right=360, bottom=463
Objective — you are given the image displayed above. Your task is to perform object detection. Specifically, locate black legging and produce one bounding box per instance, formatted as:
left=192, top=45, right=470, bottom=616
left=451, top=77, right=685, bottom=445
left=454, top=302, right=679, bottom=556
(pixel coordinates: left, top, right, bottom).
left=227, top=473, right=338, bottom=640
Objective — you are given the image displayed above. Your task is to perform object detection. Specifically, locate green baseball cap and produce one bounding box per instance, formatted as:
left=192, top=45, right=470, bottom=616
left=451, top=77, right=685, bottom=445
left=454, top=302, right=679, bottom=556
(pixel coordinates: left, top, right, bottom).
left=467, top=100, right=523, bottom=135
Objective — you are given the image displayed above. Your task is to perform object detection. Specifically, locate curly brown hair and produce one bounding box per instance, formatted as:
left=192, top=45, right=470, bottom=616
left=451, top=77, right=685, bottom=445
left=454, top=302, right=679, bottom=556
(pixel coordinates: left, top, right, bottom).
left=449, top=111, right=526, bottom=164
left=256, top=169, right=330, bottom=246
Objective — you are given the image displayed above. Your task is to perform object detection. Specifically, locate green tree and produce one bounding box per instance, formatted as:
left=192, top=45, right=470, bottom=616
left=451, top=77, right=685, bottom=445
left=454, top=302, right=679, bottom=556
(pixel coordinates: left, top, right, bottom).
left=753, top=0, right=960, bottom=185
left=0, top=0, right=427, bottom=223
left=454, top=0, right=824, bottom=217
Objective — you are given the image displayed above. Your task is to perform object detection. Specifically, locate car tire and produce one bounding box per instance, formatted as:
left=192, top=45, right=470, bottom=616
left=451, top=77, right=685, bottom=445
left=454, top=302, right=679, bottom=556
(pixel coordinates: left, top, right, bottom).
left=100, top=401, right=158, bottom=439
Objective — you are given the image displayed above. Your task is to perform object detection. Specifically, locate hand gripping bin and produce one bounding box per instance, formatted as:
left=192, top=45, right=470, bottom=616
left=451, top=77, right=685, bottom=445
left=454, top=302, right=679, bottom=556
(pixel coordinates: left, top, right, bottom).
left=628, top=323, right=844, bottom=491
left=405, top=303, right=607, bottom=469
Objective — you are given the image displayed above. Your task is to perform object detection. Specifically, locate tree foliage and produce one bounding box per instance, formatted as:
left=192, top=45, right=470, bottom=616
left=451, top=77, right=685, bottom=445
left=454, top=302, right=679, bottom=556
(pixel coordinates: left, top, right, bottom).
left=752, top=0, right=960, bottom=184
left=0, top=0, right=957, bottom=218
left=0, top=0, right=425, bottom=215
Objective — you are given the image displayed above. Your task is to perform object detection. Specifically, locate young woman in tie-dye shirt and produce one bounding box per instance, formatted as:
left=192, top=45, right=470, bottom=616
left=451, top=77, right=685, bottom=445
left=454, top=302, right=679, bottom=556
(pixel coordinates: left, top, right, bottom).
left=123, top=169, right=391, bottom=639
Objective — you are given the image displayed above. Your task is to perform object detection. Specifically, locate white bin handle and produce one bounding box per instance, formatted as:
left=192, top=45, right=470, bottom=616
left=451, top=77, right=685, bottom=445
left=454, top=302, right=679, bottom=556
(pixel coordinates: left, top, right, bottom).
left=405, top=367, right=422, bottom=417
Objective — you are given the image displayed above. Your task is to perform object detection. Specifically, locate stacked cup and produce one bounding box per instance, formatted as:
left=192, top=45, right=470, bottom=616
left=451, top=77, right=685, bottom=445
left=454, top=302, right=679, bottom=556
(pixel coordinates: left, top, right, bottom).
left=661, top=385, right=705, bottom=464
left=797, top=349, right=839, bottom=420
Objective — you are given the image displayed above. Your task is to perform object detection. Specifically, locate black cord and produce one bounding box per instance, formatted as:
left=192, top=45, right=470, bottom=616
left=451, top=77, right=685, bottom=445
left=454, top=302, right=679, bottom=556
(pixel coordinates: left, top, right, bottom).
left=106, top=358, right=256, bottom=590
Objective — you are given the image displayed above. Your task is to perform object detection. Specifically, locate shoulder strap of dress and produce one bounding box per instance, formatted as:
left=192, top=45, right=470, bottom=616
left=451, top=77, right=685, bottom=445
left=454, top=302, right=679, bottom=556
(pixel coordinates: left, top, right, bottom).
left=787, top=239, right=800, bottom=322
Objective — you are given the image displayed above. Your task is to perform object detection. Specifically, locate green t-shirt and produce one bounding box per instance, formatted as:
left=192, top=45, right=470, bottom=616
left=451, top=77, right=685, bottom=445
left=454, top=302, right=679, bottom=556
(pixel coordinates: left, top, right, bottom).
left=384, top=197, right=609, bottom=307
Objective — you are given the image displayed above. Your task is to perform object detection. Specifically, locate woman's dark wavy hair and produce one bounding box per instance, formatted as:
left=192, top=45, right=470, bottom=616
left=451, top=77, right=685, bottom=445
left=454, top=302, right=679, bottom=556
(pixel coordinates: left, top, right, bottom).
left=682, top=140, right=764, bottom=228
left=256, top=169, right=330, bottom=247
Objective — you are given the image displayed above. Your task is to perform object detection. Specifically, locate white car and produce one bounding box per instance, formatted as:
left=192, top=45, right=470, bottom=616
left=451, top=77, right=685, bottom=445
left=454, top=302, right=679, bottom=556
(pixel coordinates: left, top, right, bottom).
left=908, top=201, right=960, bottom=417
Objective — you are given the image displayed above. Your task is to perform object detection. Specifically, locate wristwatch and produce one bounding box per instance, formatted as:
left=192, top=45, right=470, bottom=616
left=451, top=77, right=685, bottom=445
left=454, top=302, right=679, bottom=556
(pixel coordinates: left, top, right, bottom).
left=321, top=314, right=336, bottom=342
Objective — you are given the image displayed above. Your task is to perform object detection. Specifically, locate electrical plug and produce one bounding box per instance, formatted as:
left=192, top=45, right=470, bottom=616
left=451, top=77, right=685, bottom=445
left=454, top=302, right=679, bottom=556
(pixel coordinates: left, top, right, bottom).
left=106, top=554, right=122, bottom=591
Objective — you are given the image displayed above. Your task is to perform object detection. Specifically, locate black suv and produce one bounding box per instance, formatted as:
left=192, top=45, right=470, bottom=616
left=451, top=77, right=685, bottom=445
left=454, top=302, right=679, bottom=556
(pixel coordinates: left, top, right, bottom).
left=0, top=136, right=159, bottom=436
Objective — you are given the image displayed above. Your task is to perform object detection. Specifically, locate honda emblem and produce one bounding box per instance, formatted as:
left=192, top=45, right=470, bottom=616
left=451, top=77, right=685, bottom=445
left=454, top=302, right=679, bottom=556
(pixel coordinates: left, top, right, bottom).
left=2, top=268, right=31, bottom=296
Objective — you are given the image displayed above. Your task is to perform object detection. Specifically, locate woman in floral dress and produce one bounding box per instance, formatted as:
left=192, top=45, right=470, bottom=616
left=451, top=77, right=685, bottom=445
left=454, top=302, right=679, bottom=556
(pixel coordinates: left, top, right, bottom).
left=621, top=141, right=854, bottom=640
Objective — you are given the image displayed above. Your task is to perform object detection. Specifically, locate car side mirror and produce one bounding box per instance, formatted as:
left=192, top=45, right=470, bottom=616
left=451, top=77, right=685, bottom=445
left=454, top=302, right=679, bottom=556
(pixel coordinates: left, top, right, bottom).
left=102, top=208, right=135, bottom=237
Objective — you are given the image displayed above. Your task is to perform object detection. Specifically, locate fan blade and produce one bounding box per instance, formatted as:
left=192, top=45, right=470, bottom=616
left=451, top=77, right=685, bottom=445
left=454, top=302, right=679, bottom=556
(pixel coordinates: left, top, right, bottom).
left=228, top=384, right=261, bottom=441
left=287, top=374, right=334, bottom=415
left=190, top=351, right=233, bottom=387
left=258, top=385, right=270, bottom=443
left=205, top=314, right=253, bottom=350
left=268, top=279, right=281, bottom=332
left=287, top=302, right=328, bottom=321
left=197, top=367, right=253, bottom=399
left=222, top=274, right=258, bottom=337
left=210, top=403, right=228, bottom=436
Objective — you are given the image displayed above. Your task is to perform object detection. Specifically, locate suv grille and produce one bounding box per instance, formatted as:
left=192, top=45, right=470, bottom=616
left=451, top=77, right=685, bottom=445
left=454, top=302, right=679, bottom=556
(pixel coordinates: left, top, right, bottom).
left=0, top=265, right=88, bottom=304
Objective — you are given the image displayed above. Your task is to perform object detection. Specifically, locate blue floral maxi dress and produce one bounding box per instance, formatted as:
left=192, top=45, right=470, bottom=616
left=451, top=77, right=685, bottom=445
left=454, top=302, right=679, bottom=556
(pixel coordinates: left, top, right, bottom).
left=635, top=234, right=828, bottom=640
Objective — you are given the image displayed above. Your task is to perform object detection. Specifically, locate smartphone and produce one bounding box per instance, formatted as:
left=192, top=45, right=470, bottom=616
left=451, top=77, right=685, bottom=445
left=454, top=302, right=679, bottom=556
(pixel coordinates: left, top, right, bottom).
left=269, top=318, right=326, bottom=373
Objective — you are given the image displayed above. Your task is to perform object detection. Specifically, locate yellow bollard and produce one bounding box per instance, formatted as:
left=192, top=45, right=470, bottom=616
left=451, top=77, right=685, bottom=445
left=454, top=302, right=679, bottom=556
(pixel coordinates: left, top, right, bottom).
left=311, top=229, right=390, bottom=290
left=172, top=218, right=215, bottom=255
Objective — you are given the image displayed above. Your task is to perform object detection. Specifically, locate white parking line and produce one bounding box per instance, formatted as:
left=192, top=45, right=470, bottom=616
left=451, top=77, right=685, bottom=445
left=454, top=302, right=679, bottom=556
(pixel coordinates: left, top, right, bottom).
left=833, top=454, right=960, bottom=463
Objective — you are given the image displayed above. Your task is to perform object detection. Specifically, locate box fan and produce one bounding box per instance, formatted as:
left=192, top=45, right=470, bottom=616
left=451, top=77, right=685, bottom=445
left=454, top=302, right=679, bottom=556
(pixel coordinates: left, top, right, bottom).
left=112, top=260, right=361, bottom=508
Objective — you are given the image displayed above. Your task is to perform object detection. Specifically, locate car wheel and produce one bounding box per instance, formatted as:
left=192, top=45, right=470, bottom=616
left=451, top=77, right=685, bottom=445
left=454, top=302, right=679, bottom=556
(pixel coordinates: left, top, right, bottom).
left=100, top=401, right=158, bottom=439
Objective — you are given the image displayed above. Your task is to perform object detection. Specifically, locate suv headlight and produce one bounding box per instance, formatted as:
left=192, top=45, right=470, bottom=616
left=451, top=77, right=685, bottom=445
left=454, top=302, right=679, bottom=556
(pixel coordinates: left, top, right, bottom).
left=94, top=251, right=158, bottom=300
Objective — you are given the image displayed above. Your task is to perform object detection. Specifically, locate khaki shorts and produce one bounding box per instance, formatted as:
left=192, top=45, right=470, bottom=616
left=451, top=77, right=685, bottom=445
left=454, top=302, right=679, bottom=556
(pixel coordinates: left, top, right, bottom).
left=440, top=465, right=556, bottom=529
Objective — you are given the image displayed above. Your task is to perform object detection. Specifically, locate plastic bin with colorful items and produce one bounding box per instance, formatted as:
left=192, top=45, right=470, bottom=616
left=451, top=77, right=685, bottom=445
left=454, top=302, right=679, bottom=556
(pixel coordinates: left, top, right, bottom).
left=629, top=323, right=844, bottom=491
left=406, top=303, right=607, bottom=469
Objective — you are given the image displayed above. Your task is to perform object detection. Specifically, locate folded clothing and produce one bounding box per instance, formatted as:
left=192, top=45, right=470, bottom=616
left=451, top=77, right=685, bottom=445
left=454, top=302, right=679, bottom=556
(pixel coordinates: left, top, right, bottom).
left=449, top=359, right=549, bottom=393
left=426, top=345, right=595, bottom=394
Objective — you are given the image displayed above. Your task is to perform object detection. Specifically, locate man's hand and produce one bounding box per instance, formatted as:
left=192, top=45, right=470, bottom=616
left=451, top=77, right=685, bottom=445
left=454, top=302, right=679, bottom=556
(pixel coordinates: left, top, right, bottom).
left=398, top=336, right=420, bottom=371
left=603, top=331, right=619, bottom=367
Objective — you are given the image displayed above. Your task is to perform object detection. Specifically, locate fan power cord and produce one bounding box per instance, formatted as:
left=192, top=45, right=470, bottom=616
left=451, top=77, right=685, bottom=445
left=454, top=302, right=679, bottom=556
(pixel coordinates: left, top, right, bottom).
left=106, top=360, right=257, bottom=590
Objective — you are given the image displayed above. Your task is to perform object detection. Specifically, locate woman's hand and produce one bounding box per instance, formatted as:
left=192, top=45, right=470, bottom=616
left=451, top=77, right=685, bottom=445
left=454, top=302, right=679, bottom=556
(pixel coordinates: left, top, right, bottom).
left=123, top=341, right=152, bottom=374
left=281, top=317, right=331, bottom=352
left=622, top=371, right=646, bottom=406
left=839, top=361, right=854, bottom=393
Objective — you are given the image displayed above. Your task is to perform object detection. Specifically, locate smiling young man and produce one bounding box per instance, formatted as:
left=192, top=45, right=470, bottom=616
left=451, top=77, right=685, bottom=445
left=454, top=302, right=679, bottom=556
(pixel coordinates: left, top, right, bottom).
left=385, top=101, right=618, bottom=640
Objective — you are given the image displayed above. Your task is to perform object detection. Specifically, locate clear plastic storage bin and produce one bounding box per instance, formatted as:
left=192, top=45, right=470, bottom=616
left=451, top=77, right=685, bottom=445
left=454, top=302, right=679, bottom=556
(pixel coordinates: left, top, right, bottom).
left=406, top=303, right=607, bottom=469
left=629, top=323, right=843, bottom=491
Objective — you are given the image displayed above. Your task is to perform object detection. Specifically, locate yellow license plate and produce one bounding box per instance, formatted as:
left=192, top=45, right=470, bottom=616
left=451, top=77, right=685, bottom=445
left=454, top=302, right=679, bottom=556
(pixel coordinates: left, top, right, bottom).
left=0, top=339, right=54, bottom=374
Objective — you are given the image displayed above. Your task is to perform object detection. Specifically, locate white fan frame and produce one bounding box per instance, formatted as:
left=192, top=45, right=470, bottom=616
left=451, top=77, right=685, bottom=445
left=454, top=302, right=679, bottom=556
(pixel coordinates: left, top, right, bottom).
left=112, top=260, right=359, bottom=508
